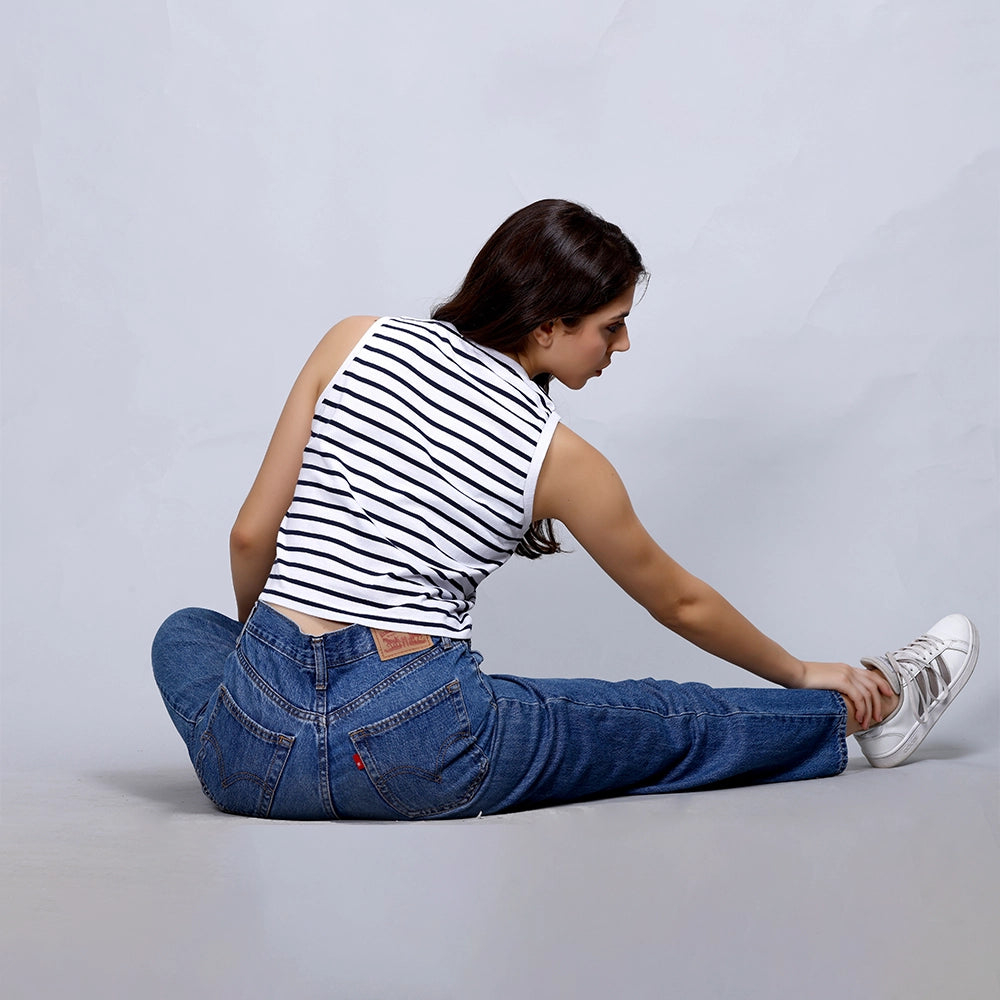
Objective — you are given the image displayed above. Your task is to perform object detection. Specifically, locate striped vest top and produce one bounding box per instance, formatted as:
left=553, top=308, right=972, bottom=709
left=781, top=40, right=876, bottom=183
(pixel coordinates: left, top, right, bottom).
left=262, top=317, right=561, bottom=638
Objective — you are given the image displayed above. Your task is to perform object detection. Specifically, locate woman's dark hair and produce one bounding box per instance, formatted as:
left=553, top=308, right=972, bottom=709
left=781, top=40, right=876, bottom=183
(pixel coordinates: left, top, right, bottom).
left=433, top=198, right=646, bottom=558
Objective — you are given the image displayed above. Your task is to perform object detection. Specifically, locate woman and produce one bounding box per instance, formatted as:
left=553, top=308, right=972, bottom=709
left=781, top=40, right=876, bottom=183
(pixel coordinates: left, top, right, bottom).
left=152, top=199, right=978, bottom=820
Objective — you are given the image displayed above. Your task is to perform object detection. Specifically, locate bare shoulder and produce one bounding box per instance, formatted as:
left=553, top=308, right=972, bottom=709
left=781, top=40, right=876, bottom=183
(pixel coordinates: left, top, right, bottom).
left=533, top=422, right=624, bottom=522
left=543, top=423, right=604, bottom=477
left=304, top=315, right=381, bottom=391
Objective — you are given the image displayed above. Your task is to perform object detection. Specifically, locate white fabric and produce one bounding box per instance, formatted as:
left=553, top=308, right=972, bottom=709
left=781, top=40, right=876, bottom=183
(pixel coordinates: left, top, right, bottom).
left=263, top=318, right=560, bottom=637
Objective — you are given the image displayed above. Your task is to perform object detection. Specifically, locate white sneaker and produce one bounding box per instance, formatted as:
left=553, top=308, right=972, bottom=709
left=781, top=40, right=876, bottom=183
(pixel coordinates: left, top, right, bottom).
left=855, top=613, right=979, bottom=768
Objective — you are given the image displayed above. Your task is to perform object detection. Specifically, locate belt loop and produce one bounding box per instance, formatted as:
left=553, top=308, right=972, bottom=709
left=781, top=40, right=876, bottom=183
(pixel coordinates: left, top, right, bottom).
left=312, top=636, right=328, bottom=692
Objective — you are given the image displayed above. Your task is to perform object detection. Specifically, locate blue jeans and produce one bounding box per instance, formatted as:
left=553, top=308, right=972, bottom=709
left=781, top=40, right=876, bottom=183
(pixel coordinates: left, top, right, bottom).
left=151, top=602, right=848, bottom=819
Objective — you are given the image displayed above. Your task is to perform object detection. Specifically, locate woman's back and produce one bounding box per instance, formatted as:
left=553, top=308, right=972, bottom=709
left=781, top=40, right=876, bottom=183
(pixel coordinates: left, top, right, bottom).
left=261, top=316, right=559, bottom=637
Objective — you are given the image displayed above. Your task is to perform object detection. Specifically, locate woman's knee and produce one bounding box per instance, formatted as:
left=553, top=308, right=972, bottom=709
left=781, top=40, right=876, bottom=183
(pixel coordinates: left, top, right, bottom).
left=151, top=607, right=239, bottom=683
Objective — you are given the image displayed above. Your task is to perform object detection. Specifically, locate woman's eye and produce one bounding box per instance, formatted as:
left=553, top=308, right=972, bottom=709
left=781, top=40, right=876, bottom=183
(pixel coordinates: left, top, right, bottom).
left=607, top=322, right=624, bottom=335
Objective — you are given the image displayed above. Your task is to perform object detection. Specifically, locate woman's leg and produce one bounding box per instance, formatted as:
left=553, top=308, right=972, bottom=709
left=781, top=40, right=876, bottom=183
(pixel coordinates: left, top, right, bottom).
left=471, top=672, right=849, bottom=814
left=151, top=607, right=242, bottom=760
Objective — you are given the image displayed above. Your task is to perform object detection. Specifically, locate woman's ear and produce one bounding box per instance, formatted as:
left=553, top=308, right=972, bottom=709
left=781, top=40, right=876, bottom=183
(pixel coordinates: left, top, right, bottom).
left=530, top=320, right=557, bottom=348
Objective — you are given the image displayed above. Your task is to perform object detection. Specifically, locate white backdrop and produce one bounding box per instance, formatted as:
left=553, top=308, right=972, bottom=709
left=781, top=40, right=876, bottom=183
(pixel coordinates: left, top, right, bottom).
left=3, top=0, right=998, bottom=769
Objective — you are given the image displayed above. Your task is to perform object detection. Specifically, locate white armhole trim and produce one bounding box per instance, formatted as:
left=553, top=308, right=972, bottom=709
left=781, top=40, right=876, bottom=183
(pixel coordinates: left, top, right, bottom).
left=521, top=411, right=561, bottom=532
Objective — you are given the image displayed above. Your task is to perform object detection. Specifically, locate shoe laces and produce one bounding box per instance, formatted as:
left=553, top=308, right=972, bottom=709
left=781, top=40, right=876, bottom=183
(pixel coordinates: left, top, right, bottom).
left=886, top=634, right=950, bottom=722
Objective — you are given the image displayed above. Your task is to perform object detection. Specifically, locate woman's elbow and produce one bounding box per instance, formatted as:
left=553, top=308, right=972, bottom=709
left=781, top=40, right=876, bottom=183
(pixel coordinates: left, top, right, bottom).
left=230, top=515, right=271, bottom=555
left=651, top=583, right=712, bottom=633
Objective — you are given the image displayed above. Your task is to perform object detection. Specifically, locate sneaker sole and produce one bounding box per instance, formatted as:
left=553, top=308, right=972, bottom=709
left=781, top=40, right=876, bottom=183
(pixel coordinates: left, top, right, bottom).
left=866, top=619, right=979, bottom=768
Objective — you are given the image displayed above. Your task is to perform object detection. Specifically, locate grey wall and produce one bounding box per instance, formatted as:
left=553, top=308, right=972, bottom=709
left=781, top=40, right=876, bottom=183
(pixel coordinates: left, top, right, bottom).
left=3, top=0, right=997, bottom=768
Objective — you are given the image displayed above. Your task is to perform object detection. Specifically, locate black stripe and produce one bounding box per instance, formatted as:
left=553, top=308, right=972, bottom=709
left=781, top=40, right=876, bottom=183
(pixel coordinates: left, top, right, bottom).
left=306, top=453, right=510, bottom=563
left=315, top=406, right=522, bottom=528
left=313, top=428, right=521, bottom=543
left=424, top=319, right=537, bottom=385
left=337, top=371, right=525, bottom=515
left=297, top=456, right=510, bottom=547
left=294, top=473, right=354, bottom=503
left=271, top=555, right=428, bottom=600
left=333, top=380, right=523, bottom=491
left=376, top=328, right=540, bottom=431
left=265, top=571, right=465, bottom=624
left=287, top=491, right=510, bottom=569
left=350, top=355, right=534, bottom=467
left=340, top=469, right=519, bottom=566
left=277, top=528, right=455, bottom=592
left=279, top=513, right=480, bottom=594
left=277, top=540, right=452, bottom=600
left=362, top=344, right=536, bottom=453
left=384, top=321, right=547, bottom=424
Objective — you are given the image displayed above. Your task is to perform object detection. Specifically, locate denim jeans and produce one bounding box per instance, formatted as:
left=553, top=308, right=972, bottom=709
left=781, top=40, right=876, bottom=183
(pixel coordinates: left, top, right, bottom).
left=152, top=602, right=848, bottom=820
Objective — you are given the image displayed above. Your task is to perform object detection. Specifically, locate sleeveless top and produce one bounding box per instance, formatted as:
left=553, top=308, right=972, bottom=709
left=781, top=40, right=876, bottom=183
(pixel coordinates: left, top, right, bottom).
left=261, top=317, right=561, bottom=638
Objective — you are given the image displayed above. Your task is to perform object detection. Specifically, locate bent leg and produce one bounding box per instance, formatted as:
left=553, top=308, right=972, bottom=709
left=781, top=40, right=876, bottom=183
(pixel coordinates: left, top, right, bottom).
left=151, top=607, right=242, bottom=758
left=475, top=674, right=847, bottom=814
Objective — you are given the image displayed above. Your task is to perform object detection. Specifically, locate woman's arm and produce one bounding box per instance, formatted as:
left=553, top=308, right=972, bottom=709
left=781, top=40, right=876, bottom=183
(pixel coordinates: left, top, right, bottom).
left=533, top=424, right=893, bottom=726
left=229, top=316, right=378, bottom=621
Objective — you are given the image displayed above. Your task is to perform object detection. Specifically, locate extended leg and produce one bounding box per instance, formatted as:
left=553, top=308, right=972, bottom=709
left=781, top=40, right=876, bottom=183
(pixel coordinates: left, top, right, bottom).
left=474, top=673, right=848, bottom=814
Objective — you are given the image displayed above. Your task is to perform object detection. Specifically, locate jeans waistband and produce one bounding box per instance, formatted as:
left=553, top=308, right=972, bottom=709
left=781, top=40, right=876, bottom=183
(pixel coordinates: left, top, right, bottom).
left=242, top=601, right=451, bottom=668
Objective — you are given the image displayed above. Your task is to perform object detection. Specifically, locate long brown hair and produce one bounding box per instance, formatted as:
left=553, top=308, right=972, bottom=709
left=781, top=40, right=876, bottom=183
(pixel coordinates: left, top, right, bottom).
left=433, top=199, right=646, bottom=557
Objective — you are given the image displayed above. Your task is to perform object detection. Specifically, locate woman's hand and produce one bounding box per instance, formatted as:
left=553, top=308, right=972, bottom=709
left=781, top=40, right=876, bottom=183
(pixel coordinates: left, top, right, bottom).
left=797, top=661, right=896, bottom=730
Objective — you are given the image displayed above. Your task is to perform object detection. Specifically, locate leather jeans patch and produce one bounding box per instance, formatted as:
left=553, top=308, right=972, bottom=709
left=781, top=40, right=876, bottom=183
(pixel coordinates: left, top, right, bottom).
left=372, top=629, right=434, bottom=661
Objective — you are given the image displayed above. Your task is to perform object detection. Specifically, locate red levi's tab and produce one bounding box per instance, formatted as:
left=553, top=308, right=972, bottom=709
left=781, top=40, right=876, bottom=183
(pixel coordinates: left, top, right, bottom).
left=371, top=629, right=433, bottom=661
left=353, top=754, right=365, bottom=771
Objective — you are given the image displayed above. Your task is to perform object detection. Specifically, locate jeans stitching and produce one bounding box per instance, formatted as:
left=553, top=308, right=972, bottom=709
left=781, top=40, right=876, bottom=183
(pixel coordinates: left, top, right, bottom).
left=351, top=681, right=489, bottom=818
left=834, top=698, right=849, bottom=774
left=155, top=680, right=203, bottom=726
left=241, top=625, right=371, bottom=667
left=326, top=645, right=448, bottom=724
left=350, top=678, right=462, bottom=737
left=233, top=639, right=449, bottom=724
left=235, top=645, right=319, bottom=722
left=194, top=686, right=295, bottom=818
left=242, top=619, right=401, bottom=667
left=494, top=694, right=847, bottom=723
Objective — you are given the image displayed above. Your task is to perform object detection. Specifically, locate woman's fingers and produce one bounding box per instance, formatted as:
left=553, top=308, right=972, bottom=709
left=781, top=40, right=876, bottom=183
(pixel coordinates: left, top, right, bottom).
left=867, top=667, right=896, bottom=700
left=855, top=680, right=873, bottom=729
left=800, top=661, right=893, bottom=730
left=853, top=665, right=898, bottom=726
left=853, top=672, right=873, bottom=727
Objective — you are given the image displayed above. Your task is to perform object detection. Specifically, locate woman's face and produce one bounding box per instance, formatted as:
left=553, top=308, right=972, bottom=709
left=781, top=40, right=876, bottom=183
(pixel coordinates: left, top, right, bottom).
left=542, top=285, right=635, bottom=390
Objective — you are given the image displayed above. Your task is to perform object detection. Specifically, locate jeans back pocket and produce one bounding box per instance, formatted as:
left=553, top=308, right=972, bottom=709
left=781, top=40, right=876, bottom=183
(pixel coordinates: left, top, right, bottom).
left=350, top=679, right=489, bottom=819
left=195, top=685, right=295, bottom=818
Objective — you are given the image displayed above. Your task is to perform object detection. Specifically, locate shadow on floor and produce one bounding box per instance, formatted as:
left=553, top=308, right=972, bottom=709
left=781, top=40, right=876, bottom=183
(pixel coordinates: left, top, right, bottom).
left=93, top=766, right=215, bottom=815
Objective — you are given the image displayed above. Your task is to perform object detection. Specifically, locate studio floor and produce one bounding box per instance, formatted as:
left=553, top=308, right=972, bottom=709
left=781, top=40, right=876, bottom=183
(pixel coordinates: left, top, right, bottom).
left=3, top=737, right=997, bottom=999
